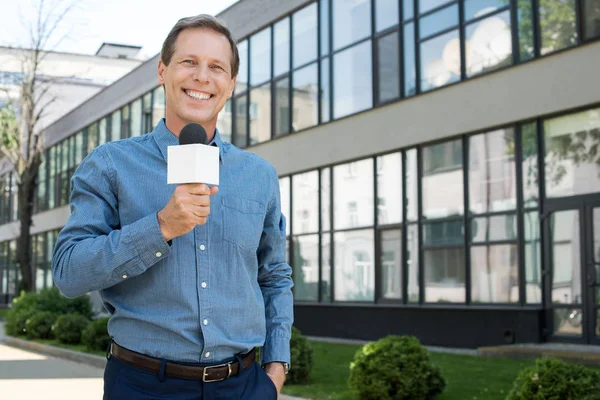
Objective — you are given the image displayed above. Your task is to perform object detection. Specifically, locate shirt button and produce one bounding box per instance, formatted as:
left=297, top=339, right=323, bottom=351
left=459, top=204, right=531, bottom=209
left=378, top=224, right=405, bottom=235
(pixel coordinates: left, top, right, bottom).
left=205, top=352, right=210, bottom=358
left=122, top=275, right=127, bottom=279
left=155, top=252, right=162, bottom=257
left=203, top=319, right=208, bottom=326
left=200, top=244, right=206, bottom=251
left=201, top=282, right=207, bottom=288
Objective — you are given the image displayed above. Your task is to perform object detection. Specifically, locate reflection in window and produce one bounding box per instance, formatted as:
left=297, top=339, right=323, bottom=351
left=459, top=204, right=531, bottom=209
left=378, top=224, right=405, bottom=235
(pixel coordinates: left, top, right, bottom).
left=465, top=11, right=512, bottom=77
left=279, top=177, right=291, bottom=237
left=420, top=30, right=460, bottom=91
left=419, top=0, right=451, bottom=14
left=469, top=128, right=516, bottom=213
left=321, top=168, right=331, bottom=232
left=550, top=210, right=581, bottom=304
left=334, top=159, right=374, bottom=229
left=377, top=32, right=400, bottom=105
left=423, top=220, right=464, bottom=246
left=404, top=0, right=414, bottom=20
left=407, top=224, right=419, bottom=302
left=524, top=211, right=542, bottom=303
left=274, top=78, right=290, bottom=136
left=539, top=0, right=577, bottom=55
left=321, top=233, right=331, bottom=301
left=464, top=0, right=507, bottom=21
left=333, top=0, right=371, bottom=50
left=424, top=247, right=465, bottom=303
left=121, top=104, right=130, bottom=138
left=333, top=41, right=373, bottom=119
left=130, top=99, right=142, bottom=137
left=406, top=149, right=419, bottom=221
left=111, top=109, right=121, bottom=141
left=250, top=28, right=271, bottom=85
left=249, top=83, right=271, bottom=145
left=375, top=0, right=399, bottom=32
left=152, top=86, right=165, bottom=128
left=320, top=0, right=330, bottom=56
left=544, top=107, right=600, bottom=198
left=471, top=244, right=518, bottom=303
left=377, top=153, right=402, bottom=225
left=87, top=123, right=98, bottom=154
left=584, top=0, right=600, bottom=40
left=274, top=18, right=290, bottom=77
left=517, top=0, right=535, bottom=61
left=420, top=4, right=458, bottom=39
left=521, top=121, right=539, bottom=208
left=293, top=171, right=319, bottom=234
left=234, top=95, right=248, bottom=147
left=334, top=229, right=375, bottom=301
left=293, top=63, right=318, bottom=132
left=293, top=3, right=318, bottom=68
left=142, top=92, right=152, bottom=133
left=216, top=99, right=232, bottom=142
left=236, top=40, right=248, bottom=93
left=293, top=235, right=319, bottom=301
left=404, top=22, right=416, bottom=97
left=472, top=215, right=517, bottom=242
left=422, top=139, right=464, bottom=219
left=320, top=58, right=331, bottom=123
left=380, top=229, right=402, bottom=300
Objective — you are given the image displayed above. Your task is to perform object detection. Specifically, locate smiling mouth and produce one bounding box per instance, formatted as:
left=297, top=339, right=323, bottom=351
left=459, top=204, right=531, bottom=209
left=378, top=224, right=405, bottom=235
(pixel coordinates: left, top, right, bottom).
left=184, top=89, right=213, bottom=100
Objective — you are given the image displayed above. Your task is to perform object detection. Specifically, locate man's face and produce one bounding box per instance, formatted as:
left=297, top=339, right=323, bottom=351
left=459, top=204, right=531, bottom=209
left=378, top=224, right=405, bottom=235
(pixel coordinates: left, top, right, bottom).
left=158, top=28, right=236, bottom=136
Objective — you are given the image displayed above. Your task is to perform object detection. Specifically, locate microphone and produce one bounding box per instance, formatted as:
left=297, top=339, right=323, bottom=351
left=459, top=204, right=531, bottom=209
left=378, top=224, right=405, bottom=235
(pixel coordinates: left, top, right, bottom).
left=167, top=123, right=220, bottom=185
left=178, top=123, right=208, bottom=145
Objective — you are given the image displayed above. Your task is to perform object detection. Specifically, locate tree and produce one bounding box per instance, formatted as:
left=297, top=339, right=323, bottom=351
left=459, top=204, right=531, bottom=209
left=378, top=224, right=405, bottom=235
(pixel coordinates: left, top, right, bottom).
left=0, top=0, right=77, bottom=292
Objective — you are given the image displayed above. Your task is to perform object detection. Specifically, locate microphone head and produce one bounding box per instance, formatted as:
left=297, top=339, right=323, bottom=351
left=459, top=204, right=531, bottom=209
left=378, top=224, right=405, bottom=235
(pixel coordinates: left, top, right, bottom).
left=179, top=123, right=208, bottom=145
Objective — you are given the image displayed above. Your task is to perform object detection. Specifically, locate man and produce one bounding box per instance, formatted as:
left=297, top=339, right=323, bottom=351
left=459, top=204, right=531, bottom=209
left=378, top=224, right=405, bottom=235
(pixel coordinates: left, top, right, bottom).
left=52, top=14, right=293, bottom=400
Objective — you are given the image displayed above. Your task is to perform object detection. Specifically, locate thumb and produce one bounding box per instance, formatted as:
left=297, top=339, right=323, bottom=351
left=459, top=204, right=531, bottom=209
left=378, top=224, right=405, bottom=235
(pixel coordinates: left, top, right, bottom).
left=210, top=186, right=219, bottom=195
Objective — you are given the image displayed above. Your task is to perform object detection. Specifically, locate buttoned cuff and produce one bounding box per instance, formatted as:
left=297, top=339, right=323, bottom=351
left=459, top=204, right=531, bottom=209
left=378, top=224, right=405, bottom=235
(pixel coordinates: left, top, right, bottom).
left=261, top=335, right=291, bottom=367
left=127, top=213, right=172, bottom=268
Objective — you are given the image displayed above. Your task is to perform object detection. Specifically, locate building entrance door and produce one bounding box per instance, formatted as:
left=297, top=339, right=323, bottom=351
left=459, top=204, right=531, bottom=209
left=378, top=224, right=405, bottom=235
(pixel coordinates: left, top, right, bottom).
left=544, top=196, right=600, bottom=345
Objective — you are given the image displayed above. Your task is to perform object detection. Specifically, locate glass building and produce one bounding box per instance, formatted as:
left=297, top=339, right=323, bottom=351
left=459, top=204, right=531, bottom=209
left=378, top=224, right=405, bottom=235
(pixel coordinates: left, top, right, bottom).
left=1, top=0, right=599, bottom=347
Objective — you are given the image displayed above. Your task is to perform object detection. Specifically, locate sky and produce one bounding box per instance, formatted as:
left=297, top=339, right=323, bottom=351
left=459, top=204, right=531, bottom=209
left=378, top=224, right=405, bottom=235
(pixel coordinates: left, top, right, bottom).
left=0, top=0, right=239, bottom=59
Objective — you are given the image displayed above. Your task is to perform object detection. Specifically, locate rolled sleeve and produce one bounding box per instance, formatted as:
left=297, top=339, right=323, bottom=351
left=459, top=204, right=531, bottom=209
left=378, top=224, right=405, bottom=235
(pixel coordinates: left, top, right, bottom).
left=261, top=334, right=291, bottom=365
left=127, top=212, right=172, bottom=268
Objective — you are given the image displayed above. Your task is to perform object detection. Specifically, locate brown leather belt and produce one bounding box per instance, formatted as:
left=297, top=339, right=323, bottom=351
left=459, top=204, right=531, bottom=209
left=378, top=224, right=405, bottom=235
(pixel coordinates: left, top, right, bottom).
left=109, top=342, right=256, bottom=382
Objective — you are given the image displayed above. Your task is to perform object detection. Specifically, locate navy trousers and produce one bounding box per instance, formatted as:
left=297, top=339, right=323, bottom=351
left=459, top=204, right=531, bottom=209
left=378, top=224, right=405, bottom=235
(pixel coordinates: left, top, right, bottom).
left=103, top=353, right=278, bottom=400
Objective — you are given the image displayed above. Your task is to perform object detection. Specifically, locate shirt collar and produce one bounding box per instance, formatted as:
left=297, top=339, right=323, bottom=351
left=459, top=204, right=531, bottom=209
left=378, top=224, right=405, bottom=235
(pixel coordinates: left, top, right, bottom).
left=153, top=119, right=226, bottom=163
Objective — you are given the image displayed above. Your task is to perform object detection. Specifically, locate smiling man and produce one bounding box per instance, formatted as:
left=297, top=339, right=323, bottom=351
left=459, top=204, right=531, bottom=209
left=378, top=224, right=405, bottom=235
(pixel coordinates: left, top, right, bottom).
left=52, top=15, right=293, bottom=400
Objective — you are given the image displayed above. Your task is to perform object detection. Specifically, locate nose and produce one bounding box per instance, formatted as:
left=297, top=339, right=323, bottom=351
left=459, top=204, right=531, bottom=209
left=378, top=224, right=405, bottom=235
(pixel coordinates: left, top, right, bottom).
left=193, top=64, right=210, bottom=84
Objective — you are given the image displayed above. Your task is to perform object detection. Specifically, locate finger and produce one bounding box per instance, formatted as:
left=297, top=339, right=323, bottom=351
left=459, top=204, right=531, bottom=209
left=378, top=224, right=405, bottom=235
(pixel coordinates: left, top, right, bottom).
left=192, top=206, right=210, bottom=217
left=185, top=183, right=211, bottom=196
left=209, top=186, right=219, bottom=195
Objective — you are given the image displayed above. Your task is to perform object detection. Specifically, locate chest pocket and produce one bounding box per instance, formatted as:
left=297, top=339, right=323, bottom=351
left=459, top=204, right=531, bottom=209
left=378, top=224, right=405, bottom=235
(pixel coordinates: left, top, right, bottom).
left=221, top=196, right=266, bottom=252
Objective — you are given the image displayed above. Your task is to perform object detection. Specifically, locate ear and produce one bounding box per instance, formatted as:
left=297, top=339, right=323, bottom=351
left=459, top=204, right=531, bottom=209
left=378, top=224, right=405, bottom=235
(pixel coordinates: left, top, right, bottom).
left=158, top=60, right=166, bottom=85
left=228, top=75, right=237, bottom=98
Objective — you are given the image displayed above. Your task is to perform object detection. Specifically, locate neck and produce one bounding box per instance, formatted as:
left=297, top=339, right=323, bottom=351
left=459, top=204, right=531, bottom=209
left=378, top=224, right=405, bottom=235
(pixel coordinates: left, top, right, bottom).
left=165, top=118, right=216, bottom=143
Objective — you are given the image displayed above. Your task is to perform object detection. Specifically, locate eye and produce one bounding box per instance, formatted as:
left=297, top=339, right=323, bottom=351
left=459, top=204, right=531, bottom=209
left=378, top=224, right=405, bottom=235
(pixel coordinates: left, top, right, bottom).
left=210, top=64, right=225, bottom=71
left=182, top=60, right=196, bottom=65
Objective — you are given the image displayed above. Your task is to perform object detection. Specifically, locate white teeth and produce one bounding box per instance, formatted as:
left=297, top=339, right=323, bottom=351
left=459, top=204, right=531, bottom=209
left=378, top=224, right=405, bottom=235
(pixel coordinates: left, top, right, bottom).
left=185, top=90, right=211, bottom=100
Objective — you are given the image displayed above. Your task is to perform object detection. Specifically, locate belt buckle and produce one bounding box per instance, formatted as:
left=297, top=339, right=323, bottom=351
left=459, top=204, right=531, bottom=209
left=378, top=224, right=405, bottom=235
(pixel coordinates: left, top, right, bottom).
left=202, top=362, right=232, bottom=383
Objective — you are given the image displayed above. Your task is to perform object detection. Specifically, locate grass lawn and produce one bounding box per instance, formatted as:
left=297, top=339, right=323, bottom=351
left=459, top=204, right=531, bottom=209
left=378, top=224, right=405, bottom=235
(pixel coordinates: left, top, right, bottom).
left=282, top=341, right=535, bottom=400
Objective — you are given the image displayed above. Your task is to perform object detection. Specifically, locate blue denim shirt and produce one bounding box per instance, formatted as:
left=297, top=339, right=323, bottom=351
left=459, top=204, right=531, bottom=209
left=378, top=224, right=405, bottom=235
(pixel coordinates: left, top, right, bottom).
left=52, top=119, right=293, bottom=365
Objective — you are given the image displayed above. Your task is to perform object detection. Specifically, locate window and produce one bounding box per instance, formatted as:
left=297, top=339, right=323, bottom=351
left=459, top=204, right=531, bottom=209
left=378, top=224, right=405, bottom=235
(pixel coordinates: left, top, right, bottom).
left=334, top=229, right=375, bottom=301
left=334, top=159, right=374, bottom=229
left=377, top=31, right=400, bottom=104
left=274, top=18, right=290, bottom=77
left=293, top=63, right=318, bottom=131
left=236, top=40, right=249, bottom=93
left=539, top=0, right=578, bottom=55
left=377, top=153, right=402, bottom=225
left=333, top=0, right=371, bottom=50
left=293, top=4, right=318, bottom=68
left=333, top=41, right=373, bottom=119
left=249, top=83, right=271, bottom=145
left=250, top=28, right=271, bottom=86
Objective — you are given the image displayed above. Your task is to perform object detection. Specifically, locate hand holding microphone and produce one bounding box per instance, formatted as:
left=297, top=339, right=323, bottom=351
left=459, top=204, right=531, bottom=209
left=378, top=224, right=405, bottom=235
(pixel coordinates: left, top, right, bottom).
left=158, top=123, right=220, bottom=242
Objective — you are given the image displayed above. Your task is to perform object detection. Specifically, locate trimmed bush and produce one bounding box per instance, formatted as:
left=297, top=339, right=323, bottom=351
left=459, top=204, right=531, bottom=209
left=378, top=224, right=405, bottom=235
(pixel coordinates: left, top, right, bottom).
left=25, top=311, right=57, bottom=339
left=37, top=287, right=94, bottom=319
left=4, top=291, right=39, bottom=336
left=287, top=327, right=313, bottom=384
left=82, top=317, right=111, bottom=352
left=348, top=335, right=445, bottom=400
left=507, top=357, right=600, bottom=400
left=53, top=314, right=90, bottom=344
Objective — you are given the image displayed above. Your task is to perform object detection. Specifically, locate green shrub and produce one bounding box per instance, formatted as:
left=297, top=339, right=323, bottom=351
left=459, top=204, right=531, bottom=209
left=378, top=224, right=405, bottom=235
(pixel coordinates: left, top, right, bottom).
left=287, top=327, right=313, bottom=384
left=4, top=291, right=40, bottom=336
left=53, top=314, right=90, bottom=344
left=37, top=287, right=94, bottom=319
left=25, top=311, right=57, bottom=339
left=507, top=357, right=600, bottom=400
left=348, top=335, right=445, bottom=400
left=82, top=317, right=111, bottom=351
